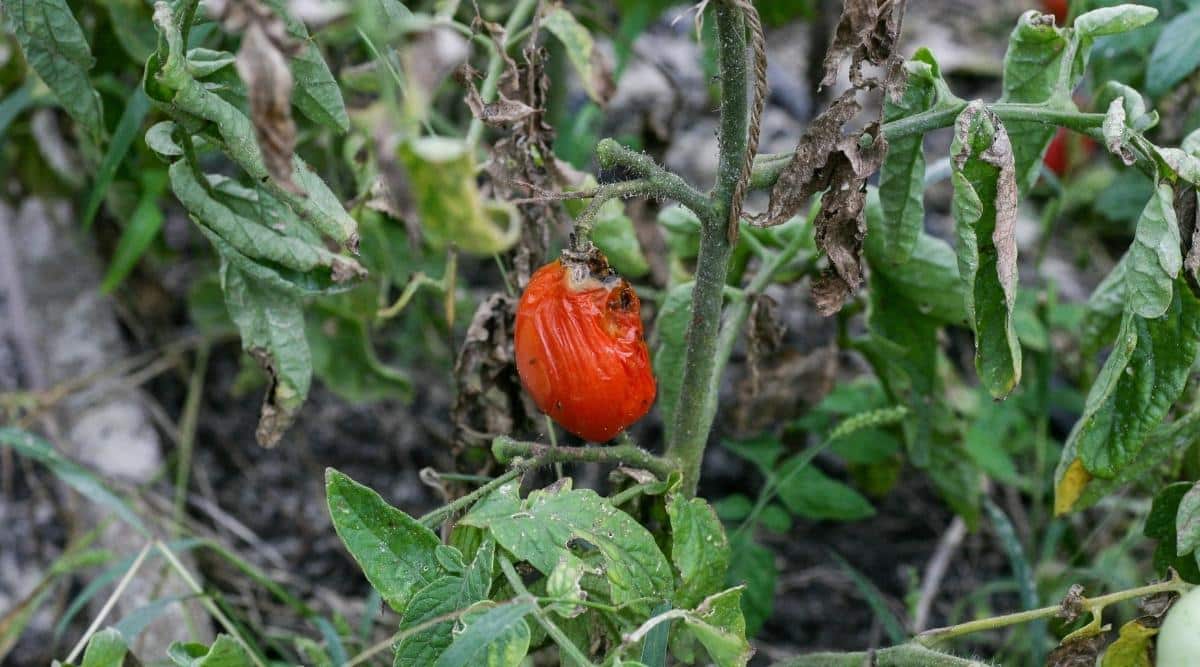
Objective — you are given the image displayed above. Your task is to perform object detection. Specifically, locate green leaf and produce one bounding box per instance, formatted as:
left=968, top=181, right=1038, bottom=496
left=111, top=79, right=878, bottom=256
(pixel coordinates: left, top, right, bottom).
left=1057, top=408, right=1200, bottom=515
left=187, top=48, right=237, bottom=78
left=394, top=569, right=493, bottom=667
left=668, top=495, right=731, bottom=609
left=220, top=257, right=312, bottom=446
left=876, top=52, right=938, bottom=265
left=259, top=0, right=350, bottom=132
left=1176, top=482, right=1200, bottom=557
left=96, top=0, right=156, bottom=62
left=83, top=88, right=151, bottom=231
left=433, top=600, right=534, bottom=667
left=4, top=0, right=104, bottom=141
left=325, top=468, right=444, bottom=613
left=950, top=102, right=1021, bottom=398
left=306, top=309, right=412, bottom=402
left=541, top=7, right=612, bottom=105
left=653, top=282, right=694, bottom=444
left=866, top=229, right=966, bottom=325
left=830, top=553, right=907, bottom=645
left=0, top=428, right=146, bottom=534
left=1099, top=619, right=1157, bottom=667
left=80, top=628, right=128, bottom=667
left=591, top=201, right=650, bottom=278
left=397, top=137, right=519, bottom=256
left=1074, top=5, right=1158, bottom=38
left=1070, top=280, right=1200, bottom=478
left=1081, top=252, right=1129, bottom=357
left=721, top=434, right=783, bottom=473
left=1126, top=183, right=1181, bottom=319
left=639, top=602, right=673, bottom=667
left=1145, top=482, right=1200, bottom=583
left=166, top=635, right=253, bottom=667
left=725, top=535, right=775, bottom=637
left=1146, top=6, right=1200, bottom=97
left=1000, top=11, right=1069, bottom=192
left=101, top=169, right=168, bottom=293
left=775, top=458, right=874, bottom=521
left=461, top=481, right=673, bottom=615
left=679, top=588, right=752, bottom=667
left=545, top=553, right=595, bottom=617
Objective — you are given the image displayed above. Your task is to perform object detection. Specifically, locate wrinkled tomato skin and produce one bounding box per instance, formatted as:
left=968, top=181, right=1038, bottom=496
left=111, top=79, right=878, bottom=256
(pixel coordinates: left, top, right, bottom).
left=515, top=260, right=656, bottom=442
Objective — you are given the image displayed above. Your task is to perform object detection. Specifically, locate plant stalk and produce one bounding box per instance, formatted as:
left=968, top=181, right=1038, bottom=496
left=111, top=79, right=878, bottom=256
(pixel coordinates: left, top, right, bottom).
left=664, top=2, right=748, bottom=496
left=491, top=436, right=678, bottom=480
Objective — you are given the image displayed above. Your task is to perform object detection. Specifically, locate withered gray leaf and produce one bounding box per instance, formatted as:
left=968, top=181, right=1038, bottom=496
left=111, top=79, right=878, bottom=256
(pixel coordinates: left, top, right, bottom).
left=821, top=0, right=909, bottom=99
left=457, top=65, right=539, bottom=126
left=1046, top=634, right=1107, bottom=667
left=1177, top=184, right=1200, bottom=284
left=452, top=293, right=524, bottom=446
left=236, top=20, right=302, bottom=193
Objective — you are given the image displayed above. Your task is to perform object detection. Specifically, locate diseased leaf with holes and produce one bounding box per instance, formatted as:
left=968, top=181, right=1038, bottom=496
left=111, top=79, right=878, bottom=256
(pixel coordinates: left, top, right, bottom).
left=1176, top=482, right=1200, bottom=558
left=1147, top=6, right=1200, bottom=98
left=950, top=102, right=1021, bottom=398
left=668, top=495, right=731, bottom=609
left=166, top=635, right=253, bottom=666
left=1099, top=618, right=1157, bottom=667
left=79, top=628, right=128, bottom=667
left=1057, top=409, right=1200, bottom=515
left=1067, top=280, right=1200, bottom=479
left=3, top=0, right=105, bottom=141
left=676, top=588, right=752, bottom=667
left=1127, top=183, right=1181, bottom=319
left=460, top=481, right=673, bottom=615
left=876, top=49, right=939, bottom=266
left=541, top=7, right=613, bottom=105
left=654, top=282, right=694, bottom=445
left=999, top=11, right=1071, bottom=193
left=1145, top=482, right=1200, bottom=584
left=325, top=469, right=445, bottom=613
left=433, top=600, right=535, bottom=667
left=774, top=458, right=874, bottom=521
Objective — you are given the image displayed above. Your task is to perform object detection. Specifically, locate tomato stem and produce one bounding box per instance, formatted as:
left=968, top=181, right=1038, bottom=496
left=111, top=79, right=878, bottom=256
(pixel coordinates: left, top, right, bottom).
left=491, top=435, right=679, bottom=481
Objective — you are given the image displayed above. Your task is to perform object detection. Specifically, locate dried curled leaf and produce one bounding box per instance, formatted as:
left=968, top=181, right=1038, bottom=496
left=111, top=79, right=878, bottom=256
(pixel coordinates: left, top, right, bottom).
left=820, top=0, right=909, bottom=99
left=1047, top=634, right=1107, bottom=667
left=457, top=65, right=538, bottom=127
left=452, top=294, right=526, bottom=446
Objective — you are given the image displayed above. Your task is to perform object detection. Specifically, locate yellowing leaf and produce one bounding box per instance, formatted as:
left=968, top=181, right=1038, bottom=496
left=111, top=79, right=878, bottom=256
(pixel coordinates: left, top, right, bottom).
left=1054, top=458, right=1092, bottom=516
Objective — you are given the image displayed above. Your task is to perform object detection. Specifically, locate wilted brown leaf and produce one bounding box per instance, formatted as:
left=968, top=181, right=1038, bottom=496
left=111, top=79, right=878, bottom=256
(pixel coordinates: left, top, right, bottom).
left=745, top=293, right=786, bottom=396
left=250, top=347, right=299, bottom=448
left=452, top=293, right=526, bottom=446
left=821, top=0, right=909, bottom=100
left=1047, top=634, right=1107, bottom=667
left=457, top=65, right=539, bottom=127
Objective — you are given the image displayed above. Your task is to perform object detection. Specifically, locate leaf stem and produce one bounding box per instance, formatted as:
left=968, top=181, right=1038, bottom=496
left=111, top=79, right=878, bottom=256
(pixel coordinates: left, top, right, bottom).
left=491, top=435, right=678, bottom=480
left=915, top=572, right=1191, bottom=647
left=593, top=140, right=713, bottom=217
left=418, top=466, right=525, bottom=528
left=498, top=556, right=596, bottom=667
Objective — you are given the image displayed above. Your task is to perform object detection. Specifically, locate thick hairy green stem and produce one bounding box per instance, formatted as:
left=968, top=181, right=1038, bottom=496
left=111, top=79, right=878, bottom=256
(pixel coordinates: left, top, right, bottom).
left=492, top=436, right=678, bottom=480
left=594, top=139, right=713, bottom=217
left=663, top=3, right=747, bottom=496
left=773, top=644, right=992, bottom=667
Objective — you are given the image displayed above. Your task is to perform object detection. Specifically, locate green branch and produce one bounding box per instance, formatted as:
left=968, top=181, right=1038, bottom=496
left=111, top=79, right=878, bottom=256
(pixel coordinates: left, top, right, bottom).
left=491, top=436, right=678, bottom=480
left=593, top=139, right=712, bottom=218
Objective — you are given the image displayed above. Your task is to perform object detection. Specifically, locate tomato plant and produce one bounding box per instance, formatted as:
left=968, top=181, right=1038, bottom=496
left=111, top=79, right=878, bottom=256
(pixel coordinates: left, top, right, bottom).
left=5, top=0, right=1200, bottom=666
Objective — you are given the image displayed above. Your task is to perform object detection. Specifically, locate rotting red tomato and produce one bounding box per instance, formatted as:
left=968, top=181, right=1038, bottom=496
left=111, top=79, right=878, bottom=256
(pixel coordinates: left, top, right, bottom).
left=514, top=251, right=656, bottom=442
left=1042, top=0, right=1068, bottom=23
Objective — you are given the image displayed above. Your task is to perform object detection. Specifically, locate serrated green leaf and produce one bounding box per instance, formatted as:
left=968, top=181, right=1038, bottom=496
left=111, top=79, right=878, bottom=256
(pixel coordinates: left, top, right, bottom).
left=325, top=468, right=444, bottom=612
left=167, top=635, right=252, bottom=667
left=1176, top=482, right=1200, bottom=557
left=434, top=600, right=534, bottom=667
left=774, top=460, right=875, bottom=521
left=1000, top=11, right=1070, bottom=192
left=541, top=7, right=611, bottom=104
left=653, top=282, right=694, bottom=444
left=80, top=628, right=127, bottom=667
left=0, top=428, right=146, bottom=534
left=4, top=0, right=104, bottom=141
left=461, top=481, right=673, bottom=614
left=1070, top=280, right=1200, bottom=478
left=1075, top=5, right=1158, bottom=38
left=668, top=495, right=731, bottom=609
left=679, top=588, right=752, bottom=667
left=1127, top=183, right=1181, bottom=319
left=393, top=577, right=464, bottom=666
left=1147, top=6, right=1200, bottom=97
left=950, top=102, right=1021, bottom=398
left=876, top=54, right=938, bottom=265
